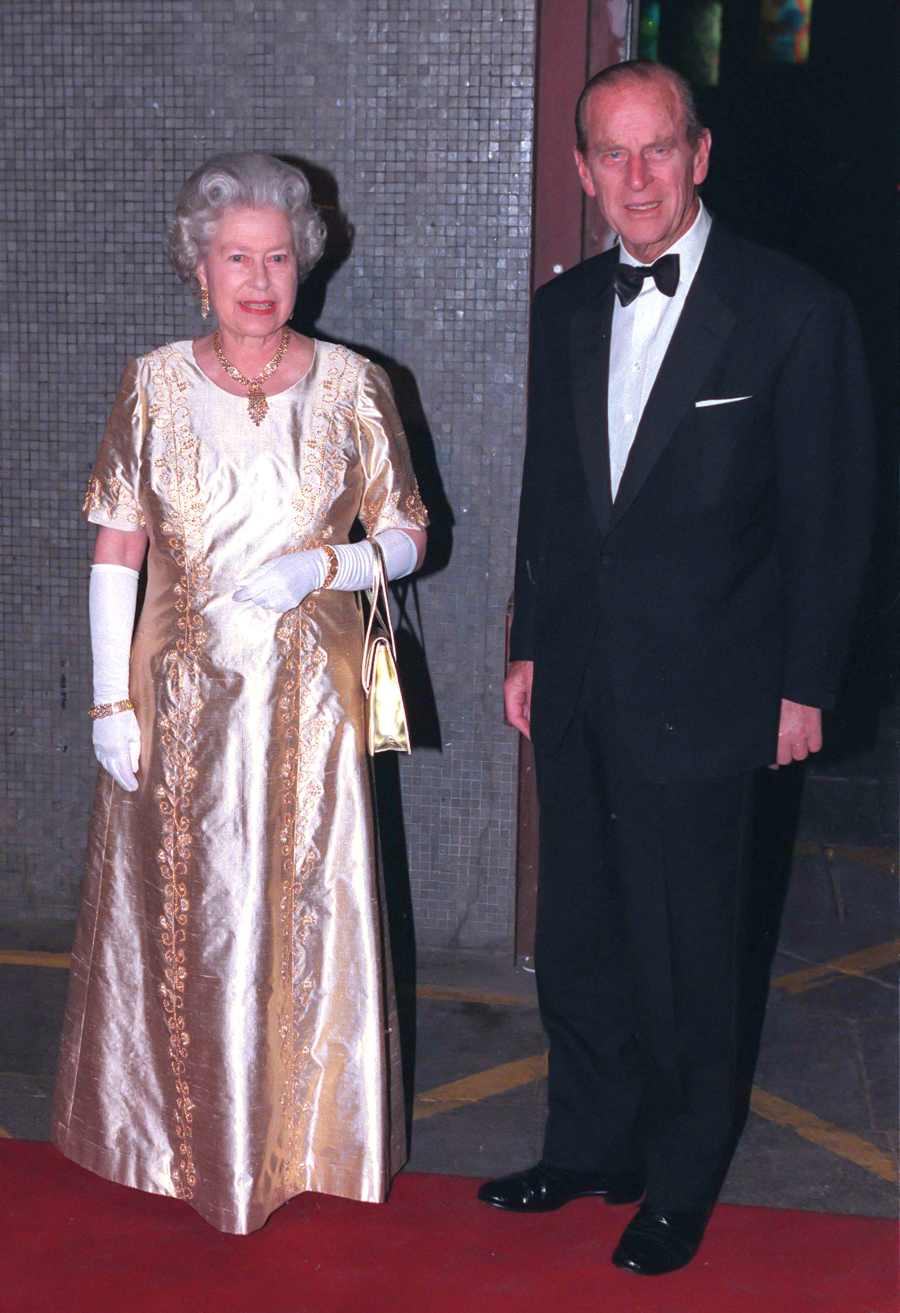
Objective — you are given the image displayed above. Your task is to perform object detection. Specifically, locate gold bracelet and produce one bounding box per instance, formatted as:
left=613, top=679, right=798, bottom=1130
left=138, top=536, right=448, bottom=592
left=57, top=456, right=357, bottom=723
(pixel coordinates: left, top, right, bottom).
left=88, top=698, right=134, bottom=720
left=320, top=544, right=339, bottom=590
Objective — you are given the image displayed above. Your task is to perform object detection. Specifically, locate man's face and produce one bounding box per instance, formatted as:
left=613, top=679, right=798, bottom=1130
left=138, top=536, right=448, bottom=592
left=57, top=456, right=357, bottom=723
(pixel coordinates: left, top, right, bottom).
left=574, top=75, right=711, bottom=264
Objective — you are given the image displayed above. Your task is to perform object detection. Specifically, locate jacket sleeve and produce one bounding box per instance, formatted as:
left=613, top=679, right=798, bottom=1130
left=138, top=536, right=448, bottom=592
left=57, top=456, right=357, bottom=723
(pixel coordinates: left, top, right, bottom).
left=774, top=288, right=876, bottom=709
left=508, top=287, right=553, bottom=662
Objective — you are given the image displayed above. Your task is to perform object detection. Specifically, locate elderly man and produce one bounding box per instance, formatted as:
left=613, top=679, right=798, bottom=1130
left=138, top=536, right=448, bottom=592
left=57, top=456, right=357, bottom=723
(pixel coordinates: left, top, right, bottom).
left=479, top=61, right=874, bottom=1276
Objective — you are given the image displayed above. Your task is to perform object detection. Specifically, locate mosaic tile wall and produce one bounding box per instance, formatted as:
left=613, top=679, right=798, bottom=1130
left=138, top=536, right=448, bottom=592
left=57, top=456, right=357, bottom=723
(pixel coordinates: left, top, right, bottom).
left=0, top=0, right=535, bottom=948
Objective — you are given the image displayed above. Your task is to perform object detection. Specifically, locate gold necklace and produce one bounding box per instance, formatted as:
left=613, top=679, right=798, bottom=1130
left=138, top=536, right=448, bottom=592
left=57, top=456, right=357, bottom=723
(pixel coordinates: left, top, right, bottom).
left=212, top=328, right=291, bottom=426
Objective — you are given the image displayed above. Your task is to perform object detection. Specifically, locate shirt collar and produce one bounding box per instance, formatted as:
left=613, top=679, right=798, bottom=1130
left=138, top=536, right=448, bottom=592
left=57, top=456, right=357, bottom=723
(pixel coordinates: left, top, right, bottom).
left=617, top=198, right=711, bottom=287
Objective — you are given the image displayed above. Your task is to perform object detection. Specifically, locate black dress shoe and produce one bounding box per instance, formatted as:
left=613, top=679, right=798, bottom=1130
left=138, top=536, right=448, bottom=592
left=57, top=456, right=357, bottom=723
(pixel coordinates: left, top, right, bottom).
left=612, top=1203, right=709, bottom=1276
left=477, top=1162, right=644, bottom=1213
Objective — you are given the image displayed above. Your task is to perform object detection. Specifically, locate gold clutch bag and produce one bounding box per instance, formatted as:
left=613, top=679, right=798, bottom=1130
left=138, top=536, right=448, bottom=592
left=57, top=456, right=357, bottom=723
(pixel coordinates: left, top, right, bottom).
left=361, top=540, right=411, bottom=755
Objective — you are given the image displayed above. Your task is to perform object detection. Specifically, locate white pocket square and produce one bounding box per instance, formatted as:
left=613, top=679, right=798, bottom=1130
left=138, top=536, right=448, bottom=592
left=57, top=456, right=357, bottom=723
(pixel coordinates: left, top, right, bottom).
left=695, top=395, right=752, bottom=408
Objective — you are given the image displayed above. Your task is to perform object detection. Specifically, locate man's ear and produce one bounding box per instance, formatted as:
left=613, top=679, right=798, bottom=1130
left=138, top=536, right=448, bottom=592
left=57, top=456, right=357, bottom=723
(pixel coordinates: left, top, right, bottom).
left=692, top=130, right=712, bottom=187
left=573, top=147, right=596, bottom=199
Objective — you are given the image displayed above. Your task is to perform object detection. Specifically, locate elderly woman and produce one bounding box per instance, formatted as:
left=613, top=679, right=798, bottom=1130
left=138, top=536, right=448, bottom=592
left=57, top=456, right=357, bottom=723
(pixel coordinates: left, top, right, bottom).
left=52, top=152, right=428, bottom=1234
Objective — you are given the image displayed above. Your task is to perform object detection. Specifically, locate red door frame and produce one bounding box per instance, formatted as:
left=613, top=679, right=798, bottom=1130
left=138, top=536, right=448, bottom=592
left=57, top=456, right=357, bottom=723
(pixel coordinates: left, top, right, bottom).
left=530, top=0, right=592, bottom=292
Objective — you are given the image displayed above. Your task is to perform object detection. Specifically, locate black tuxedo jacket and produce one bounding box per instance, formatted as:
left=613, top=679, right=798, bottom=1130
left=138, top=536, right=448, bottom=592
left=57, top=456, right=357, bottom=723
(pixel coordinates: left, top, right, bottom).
left=509, top=222, right=875, bottom=779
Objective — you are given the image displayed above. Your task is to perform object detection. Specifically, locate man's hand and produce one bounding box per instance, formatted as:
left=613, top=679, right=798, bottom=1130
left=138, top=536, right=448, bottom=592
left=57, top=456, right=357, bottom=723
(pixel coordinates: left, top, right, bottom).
left=770, top=698, right=823, bottom=769
left=504, top=660, right=534, bottom=740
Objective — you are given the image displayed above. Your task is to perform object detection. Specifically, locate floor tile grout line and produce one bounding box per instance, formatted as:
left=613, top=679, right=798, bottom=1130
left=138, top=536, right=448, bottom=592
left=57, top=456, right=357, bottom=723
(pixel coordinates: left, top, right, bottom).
left=848, top=1016, right=880, bottom=1142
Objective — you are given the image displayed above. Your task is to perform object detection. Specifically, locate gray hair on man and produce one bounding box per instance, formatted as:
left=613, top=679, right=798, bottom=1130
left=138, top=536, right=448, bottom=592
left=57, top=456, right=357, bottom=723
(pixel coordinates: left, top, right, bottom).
left=167, top=151, right=327, bottom=289
left=575, top=59, right=705, bottom=154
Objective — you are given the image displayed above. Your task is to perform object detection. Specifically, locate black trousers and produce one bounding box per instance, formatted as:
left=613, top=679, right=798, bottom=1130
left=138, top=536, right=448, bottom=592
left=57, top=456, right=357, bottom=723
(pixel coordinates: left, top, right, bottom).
left=533, top=658, right=752, bottom=1211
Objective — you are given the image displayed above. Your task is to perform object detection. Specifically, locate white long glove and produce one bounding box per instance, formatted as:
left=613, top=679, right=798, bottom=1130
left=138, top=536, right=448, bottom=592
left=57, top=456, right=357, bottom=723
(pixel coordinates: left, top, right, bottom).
left=90, top=563, right=141, bottom=792
left=234, top=528, right=419, bottom=613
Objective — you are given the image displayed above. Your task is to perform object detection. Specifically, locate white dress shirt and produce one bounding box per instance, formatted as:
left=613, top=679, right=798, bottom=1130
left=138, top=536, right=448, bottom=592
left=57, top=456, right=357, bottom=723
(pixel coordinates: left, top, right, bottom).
left=607, top=200, right=712, bottom=498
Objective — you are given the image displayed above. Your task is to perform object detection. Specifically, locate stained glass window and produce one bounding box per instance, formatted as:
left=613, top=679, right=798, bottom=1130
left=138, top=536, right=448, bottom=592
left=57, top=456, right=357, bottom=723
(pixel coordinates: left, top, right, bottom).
left=759, top=0, right=814, bottom=64
left=637, top=2, right=723, bottom=88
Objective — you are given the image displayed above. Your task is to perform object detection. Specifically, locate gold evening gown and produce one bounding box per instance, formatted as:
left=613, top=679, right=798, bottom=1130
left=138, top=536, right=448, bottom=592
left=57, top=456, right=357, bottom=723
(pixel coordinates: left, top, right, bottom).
left=53, top=339, right=428, bottom=1234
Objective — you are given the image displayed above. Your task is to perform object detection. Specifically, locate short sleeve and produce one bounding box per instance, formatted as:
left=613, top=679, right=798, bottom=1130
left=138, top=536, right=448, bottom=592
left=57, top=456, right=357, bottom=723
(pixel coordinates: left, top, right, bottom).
left=355, top=362, right=429, bottom=537
left=81, top=358, right=147, bottom=530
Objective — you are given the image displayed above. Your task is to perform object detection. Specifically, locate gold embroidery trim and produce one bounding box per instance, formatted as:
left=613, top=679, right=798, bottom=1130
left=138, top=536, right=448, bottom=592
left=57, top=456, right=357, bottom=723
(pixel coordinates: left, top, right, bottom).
left=148, top=345, right=209, bottom=1200
left=278, top=344, right=361, bottom=1190
left=359, top=484, right=429, bottom=534
left=356, top=364, right=428, bottom=535
left=291, top=344, right=362, bottom=544
left=275, top=605, right=327, bottom=1190
left=276, top=345, right=423, bottom=1187
left=82, top=474, right=146, bottom=528
left=404, top=485, right=428, bottom=526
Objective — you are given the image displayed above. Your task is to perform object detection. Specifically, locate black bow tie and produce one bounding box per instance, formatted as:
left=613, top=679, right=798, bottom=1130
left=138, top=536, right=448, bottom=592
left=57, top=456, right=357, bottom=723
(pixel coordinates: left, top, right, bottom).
left=613, top=253, right=680, bottom=306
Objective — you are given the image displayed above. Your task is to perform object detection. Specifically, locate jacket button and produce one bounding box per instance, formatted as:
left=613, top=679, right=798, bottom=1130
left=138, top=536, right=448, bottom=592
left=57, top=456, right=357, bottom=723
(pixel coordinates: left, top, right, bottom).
left=599, top=553, right=612, bottom=568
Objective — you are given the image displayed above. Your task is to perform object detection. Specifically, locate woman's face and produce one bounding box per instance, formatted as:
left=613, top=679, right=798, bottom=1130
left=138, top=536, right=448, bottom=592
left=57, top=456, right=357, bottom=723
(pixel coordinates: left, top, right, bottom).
left=197, top=205, right=298, bottom=340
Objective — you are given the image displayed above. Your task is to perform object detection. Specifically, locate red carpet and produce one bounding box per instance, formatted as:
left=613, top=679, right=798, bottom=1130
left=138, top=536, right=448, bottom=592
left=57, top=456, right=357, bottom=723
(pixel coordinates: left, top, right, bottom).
left=1, top=1142, right=894, bottom=1313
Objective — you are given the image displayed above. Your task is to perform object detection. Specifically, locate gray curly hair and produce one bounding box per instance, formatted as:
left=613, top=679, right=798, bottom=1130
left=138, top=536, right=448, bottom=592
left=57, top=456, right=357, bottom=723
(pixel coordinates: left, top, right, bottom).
left=167, top=151, right=327, bottom=287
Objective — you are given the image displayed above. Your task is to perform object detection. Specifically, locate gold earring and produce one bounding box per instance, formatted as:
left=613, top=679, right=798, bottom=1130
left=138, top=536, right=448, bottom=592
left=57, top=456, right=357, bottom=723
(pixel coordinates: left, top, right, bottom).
left=200, top=285, right=210, bottom=320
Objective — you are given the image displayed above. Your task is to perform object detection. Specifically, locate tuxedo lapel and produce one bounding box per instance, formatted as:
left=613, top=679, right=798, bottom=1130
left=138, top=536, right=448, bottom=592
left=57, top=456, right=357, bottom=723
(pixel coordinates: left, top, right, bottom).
left=570, top=271, right=615, bottom=533
left=610, top=226, right=738, bottom=528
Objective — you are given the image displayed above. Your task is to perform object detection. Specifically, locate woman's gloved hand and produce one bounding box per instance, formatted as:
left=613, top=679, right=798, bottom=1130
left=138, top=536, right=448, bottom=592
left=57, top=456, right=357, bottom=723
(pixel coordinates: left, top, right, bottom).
left=92, top=709, right=141, bottom=793
left=234, top=529, right=419, bottom=613
left=90, top=562, right=141, bottom=792
left=233, top=548, right=326, bottom=612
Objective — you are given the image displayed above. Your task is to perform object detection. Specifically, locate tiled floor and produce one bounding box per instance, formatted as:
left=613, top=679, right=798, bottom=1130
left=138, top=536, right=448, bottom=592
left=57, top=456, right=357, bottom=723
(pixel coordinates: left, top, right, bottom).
left=1, top=741, right=897, bottom=1221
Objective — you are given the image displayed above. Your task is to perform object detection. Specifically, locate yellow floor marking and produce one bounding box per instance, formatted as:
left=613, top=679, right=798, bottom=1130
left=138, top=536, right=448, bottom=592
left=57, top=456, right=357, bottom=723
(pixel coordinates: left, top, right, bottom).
left=414, top=1053, right=895, bottom=1185
left=415, top=984, right=534, bottom=1008
left=413, top=1053, right=548, bottom=1121
left=0, top=955, right=540, bottom=1011
left=0, top=950, right=71, bottom=970
left=772, top=939, right=900, bottom=995
left=7, top=939, right=895, bottom=999
left=793, top=841, right=898, bottom=875
left=2, top=943, right=894, bottom=1184
left=750, top=1088, right=897, bottom=1183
